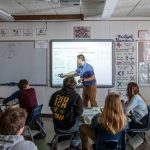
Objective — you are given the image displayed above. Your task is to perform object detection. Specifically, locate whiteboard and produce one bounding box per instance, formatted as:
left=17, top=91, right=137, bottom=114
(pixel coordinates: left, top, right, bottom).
left=51, top=39, right=115, bottom=88
left=0, top=41, right=47, bottom=85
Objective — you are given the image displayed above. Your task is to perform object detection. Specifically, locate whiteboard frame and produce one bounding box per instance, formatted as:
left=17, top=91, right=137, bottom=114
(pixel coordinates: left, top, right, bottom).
left=0, top=40, right=48, bottom=86
left=50, top=39, right=115, bottom=88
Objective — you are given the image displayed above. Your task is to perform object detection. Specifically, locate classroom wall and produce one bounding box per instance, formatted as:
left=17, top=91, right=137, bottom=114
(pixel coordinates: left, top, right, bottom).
left=0, top=20, right=150, bottom=113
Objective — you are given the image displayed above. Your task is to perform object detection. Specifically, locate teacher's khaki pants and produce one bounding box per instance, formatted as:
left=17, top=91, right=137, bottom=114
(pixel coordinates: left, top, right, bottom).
left=83, top=84, right=97, bottom=107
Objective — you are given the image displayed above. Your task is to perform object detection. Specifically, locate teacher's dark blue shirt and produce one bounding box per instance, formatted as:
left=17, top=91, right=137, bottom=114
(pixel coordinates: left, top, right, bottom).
left=75, top=62, right=96, bottom=86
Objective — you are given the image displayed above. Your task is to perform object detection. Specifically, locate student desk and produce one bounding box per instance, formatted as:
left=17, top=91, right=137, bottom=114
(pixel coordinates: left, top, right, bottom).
left=0, top=99, right=8, bottom=111
left=82, top=107, right=103, bottom=124
left=0, top=98, right=19, bottom=111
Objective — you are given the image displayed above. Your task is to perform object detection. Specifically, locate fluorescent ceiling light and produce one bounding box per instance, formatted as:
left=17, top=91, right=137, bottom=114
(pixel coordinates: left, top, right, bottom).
left=0, top=10, right=14, bottom=21
left=102, top=0, right=118, bottom=19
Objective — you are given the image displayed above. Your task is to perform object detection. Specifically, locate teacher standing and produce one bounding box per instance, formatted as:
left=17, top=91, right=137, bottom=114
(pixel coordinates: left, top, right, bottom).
left=59, top=54, right=97, bottom=107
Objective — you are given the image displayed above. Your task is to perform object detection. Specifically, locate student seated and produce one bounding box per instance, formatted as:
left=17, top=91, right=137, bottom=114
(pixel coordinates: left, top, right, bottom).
left=3, top=79, right=38, bottom=115
left=125, top=82, right=148, bottom=129
left=0, top=107, right=38, bottom=150
left=80, top=93, right=126, bottom=150
left=49, top=77, right=83, bottom=148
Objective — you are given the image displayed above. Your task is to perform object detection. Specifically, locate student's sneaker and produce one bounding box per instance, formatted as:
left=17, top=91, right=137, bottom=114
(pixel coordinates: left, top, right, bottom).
left=58, top=135, right=71, bottom=142
left=34, top=132, right=46, bottom=139
left=69, top=143, right=82, bottom=150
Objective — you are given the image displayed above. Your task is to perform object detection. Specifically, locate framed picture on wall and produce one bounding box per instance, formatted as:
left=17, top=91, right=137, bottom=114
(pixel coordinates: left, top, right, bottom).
left=11, top=29, right=21, bottom=36
left=23, top=29, right=33, bottom=36
left=0, top=29, right=10, bottom=37
left=73, top=26, right=91, bottom=39
left=36, top=28, right=46, bottom=36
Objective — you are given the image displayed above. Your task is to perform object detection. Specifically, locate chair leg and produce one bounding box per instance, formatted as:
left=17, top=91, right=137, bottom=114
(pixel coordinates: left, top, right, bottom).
left=48, top=133, right=73, bottom=150
left=142, top=132, right=146, bottom=142
left=145, top=133, right=150, bottom=141
left=36, top=120, right=46, bottom=136
left=70, top=133, right=74, bottom=146
left=49, top=135, right=58, bottom=150
left=138, top=132, right=147, bottom=142
left=27, top=126, right=34, bottom=143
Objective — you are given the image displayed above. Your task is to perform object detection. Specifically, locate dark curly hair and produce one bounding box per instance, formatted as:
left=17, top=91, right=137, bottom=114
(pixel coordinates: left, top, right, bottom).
left=18, top=79, right=28, bottom=90
left=77, top=54, right=85, bottom=61
left=63, top=77, right=77, bottom=89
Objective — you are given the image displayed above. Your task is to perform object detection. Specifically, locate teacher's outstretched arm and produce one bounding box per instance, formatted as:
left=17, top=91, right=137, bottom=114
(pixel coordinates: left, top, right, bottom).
left=58, top=71, right=79, bottom=78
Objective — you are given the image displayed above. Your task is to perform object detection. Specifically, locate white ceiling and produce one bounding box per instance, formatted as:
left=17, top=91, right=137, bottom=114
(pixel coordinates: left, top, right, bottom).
left=0, top=0, right=105, bottom=17
left=112, top=0, right=150, bottom=17
left=0, top=0, right=150, bottom=21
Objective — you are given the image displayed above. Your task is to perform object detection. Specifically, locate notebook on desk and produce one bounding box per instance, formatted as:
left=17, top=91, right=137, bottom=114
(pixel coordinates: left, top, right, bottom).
left=0, top=99, right=19, bottom=111
left=0, top=99, right=4, bottom=106
left=83, top=107, right=102, bottom=124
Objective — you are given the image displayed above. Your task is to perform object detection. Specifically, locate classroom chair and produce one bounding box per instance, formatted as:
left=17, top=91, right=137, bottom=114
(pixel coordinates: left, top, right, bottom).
left=93, top=140, right=122, bottom=150
left=93, top=129, right=125, bottom=150
left=48, top=131, right=74, bottom=150
left=24, top=104, right=46, bottom=142
left=127, top=105, right=150, bottom=149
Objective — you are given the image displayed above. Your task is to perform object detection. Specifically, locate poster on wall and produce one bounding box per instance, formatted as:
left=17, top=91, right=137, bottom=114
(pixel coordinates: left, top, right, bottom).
left=11, top=29, right=21, bottom=36
left=36, top=28, right=46, bottom=36
left=23, top=29, right=33, bottom=36
left=138, top=30, right=150, bottom=40
left=73, top=26, right=91, bottom=39
left=138, top=41, right=150, bottom=84
left=35, top=40, right=48, bottom=48
left=0, top=29, right=10, bottom=37
left=115, top=34, right=137, bottom=100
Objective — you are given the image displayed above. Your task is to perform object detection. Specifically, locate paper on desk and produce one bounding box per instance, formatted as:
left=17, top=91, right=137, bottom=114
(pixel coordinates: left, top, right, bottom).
left=83, top=108, right=100, bottom=116
left=0, top=100, right=3, bottom=105
left=83, top=108, right=100, bottom=124
left=83, top=116, right=91, bottom=124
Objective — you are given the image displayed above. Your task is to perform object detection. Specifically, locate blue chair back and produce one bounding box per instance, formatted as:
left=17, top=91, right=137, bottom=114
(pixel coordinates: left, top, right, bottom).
left=95, top=129, right=125, bottom=150
left=129, top=105, right=150, bottom=132
left=104, top=140, right=119, bottom=150
left=27, top=104, right=43, bottom=125
left=145, top=105, right=150, bottom=130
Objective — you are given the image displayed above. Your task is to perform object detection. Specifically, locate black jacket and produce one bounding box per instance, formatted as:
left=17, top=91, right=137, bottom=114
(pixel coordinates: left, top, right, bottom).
left=49, top=88, right=83, bottom=129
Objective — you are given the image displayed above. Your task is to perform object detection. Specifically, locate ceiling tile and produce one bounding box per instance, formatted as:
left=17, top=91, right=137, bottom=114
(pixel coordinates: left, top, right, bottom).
left=112, top=7, right=133, bottom=17
left=0, top=0, right=27, bottom=14
left=129, top=5, right=150, bottom=17
left=56, top=6, right=80, bottom=14
left=15, top=0, right=52, bottom=11
left=18, top=9, right=56, bottom=15
left=114, top=0, right=140, bottom=9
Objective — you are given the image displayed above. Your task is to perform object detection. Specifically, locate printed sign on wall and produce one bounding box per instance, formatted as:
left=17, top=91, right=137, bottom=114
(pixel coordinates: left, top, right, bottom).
left=115, top=34, right=137, bottom=100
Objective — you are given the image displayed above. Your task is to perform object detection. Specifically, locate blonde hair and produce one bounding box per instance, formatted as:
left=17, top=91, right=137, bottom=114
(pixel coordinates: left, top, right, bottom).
left=98, top=93, right=126, bottom=134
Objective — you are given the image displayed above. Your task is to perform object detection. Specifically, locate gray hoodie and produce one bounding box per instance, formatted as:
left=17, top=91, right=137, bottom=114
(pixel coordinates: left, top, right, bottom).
left=0, top=134, right=38, bottom=150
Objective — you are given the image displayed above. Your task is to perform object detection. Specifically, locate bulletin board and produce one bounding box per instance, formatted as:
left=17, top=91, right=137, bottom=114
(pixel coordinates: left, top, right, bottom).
left=138, top=41, right=150, bottom=84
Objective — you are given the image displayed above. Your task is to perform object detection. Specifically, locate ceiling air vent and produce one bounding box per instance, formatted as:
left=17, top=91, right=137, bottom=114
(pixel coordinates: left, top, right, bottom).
left=60, top=0, right=80, bottom=6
